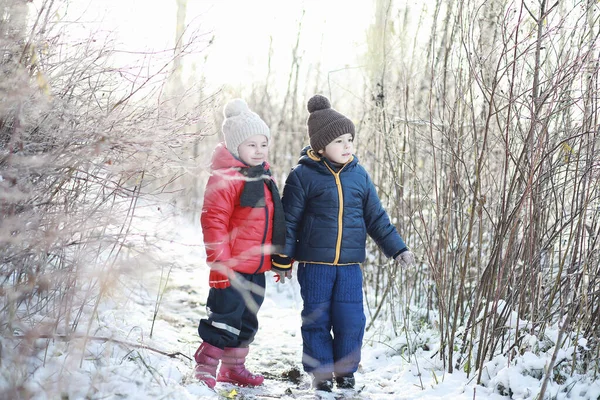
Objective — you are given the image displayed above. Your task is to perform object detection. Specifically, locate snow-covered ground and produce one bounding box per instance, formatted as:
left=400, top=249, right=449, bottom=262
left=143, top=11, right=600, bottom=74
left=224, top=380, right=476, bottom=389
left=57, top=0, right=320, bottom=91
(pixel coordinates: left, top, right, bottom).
left=4, top=202, right=600, bottom=400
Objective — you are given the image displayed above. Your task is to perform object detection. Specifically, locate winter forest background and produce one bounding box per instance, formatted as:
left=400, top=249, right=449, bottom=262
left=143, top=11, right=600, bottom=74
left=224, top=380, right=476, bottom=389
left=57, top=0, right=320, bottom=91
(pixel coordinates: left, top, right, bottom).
left=1, top=0, right=599, bottom=399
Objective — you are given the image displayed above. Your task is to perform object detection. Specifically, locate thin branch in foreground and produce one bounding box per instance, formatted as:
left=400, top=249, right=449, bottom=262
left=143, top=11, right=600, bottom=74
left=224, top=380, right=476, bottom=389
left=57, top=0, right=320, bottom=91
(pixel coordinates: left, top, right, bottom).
left=11, top=333, right=193, bottom=362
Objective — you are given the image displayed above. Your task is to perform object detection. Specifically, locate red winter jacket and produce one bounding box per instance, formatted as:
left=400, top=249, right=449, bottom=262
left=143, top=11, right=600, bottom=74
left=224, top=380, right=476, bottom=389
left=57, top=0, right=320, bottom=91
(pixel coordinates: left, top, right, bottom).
left=201, top=143, right=275, bottom=274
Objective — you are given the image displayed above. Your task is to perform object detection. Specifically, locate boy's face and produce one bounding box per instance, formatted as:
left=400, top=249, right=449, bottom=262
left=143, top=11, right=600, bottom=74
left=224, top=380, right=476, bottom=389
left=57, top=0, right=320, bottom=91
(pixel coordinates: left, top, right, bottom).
left=318, top=133, right=354, bottom=164
left=237, top=134, right=269, bottom=166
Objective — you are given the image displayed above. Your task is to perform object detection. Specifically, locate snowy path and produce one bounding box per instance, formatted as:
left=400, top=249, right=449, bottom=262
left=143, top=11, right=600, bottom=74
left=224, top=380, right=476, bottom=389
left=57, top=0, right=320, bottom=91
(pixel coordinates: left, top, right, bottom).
left=119, top=207, right=497, bottom=400
left=69, top=205, right=498, bottom=400
left=16, top=208, right=598, bottom=399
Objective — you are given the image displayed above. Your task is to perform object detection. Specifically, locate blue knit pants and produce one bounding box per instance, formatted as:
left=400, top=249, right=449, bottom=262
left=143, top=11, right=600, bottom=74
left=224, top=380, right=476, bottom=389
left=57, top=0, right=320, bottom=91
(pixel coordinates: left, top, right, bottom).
left=297, top=263, right=366, bottom=377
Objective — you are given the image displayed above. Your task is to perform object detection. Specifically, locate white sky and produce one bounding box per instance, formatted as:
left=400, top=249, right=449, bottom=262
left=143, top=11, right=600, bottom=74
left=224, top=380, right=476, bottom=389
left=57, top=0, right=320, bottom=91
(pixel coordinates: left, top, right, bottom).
left=50, top=0, right=374, bottom=95
left=192, top=0, right=374, bottom=89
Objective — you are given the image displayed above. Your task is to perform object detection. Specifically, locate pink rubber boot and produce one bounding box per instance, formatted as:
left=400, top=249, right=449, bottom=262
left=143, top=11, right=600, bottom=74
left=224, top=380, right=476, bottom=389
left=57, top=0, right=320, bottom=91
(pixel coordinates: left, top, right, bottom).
left=217, top=347, right=264, bottom=387
left=194, top=342, right=224, bottom=389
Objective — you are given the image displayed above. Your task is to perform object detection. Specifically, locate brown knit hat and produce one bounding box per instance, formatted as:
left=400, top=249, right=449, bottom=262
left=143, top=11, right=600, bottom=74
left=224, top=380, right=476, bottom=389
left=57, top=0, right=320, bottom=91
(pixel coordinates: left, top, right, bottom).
left=306, top=94, right=355, bottom=152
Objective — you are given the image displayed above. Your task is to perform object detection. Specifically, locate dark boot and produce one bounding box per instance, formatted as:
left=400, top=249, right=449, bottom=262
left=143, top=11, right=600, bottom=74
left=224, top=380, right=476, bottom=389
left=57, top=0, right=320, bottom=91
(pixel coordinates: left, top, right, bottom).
left=335, top=373, right=355, bottom=389
left=194, top=342, right=224, bottom=389
left=217, top=347, right=264, bottom=387
left=312, top=372, right=334, bottom=392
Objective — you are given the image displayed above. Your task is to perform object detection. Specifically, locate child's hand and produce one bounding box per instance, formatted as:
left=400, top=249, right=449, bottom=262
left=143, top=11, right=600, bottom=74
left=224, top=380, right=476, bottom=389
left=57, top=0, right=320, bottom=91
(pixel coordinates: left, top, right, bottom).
left=209, top=270, right=230, bottom=288
left=272, top=254, right=293, bottom=284
left=209, top=262, right=231, bottom=288
left=395, top=250, right=415, bottom=268
left=274, top=269, right=293, bottom=284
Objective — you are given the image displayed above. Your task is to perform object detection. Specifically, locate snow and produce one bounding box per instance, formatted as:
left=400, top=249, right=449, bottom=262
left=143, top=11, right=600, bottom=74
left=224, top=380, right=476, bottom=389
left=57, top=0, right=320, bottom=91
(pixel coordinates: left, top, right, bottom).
left=2, top=202, right=600, bottom=400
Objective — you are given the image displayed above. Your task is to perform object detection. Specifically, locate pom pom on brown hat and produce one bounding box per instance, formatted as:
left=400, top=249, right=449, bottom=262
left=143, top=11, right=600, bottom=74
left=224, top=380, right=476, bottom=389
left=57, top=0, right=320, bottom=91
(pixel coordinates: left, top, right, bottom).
left=306, top=94, right=355, bottom=153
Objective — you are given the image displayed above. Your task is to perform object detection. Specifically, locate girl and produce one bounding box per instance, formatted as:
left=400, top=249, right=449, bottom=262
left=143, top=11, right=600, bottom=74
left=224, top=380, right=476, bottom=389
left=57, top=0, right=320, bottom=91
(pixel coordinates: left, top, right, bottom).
left=194, top=99, right=285, bottom=389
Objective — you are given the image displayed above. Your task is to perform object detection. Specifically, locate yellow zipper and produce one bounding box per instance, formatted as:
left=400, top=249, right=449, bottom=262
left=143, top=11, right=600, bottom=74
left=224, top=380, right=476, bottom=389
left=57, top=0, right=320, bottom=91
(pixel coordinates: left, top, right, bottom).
left=324, top=162, right=347, bottom=265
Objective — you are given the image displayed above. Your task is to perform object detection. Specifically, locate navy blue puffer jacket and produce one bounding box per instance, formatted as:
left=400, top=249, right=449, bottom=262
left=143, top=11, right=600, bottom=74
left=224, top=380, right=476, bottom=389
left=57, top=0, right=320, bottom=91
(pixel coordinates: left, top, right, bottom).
left=281, top=146, right=407, bottom=264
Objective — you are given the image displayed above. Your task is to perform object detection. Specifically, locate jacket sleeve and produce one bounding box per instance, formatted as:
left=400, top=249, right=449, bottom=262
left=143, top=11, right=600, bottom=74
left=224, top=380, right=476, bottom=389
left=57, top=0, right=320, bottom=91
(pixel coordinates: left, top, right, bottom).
left=281, top=168, right=306, bottom=258
left=201, top=173, right=239, bottom=263
left=362, top=172, right=407, bottom=258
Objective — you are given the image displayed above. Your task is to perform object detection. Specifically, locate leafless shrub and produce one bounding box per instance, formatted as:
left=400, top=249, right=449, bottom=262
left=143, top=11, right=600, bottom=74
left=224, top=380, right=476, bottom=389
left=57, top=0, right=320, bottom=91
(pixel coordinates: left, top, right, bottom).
left=352, top=0, right=600, bottom=386
left=241, top=3, right=599, bottom=392
left=1, top=0, right=211, bottom=394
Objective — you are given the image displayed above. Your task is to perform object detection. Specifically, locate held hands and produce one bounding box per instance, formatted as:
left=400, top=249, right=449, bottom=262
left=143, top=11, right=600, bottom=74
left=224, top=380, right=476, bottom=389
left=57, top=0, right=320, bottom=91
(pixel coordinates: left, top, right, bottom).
left=272, top=254, right=293, bottom=284
left=209, top=262, right=231, bottom=289
left=274, top=269, right=293, bottom=284
left=395, top=250, right=416, bottom=268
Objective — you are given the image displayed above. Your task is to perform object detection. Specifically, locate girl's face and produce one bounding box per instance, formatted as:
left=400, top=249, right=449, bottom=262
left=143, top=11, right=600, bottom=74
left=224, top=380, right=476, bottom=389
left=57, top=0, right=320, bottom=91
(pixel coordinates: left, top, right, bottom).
left=318, top=133, right=354, bottom=164
left=237, top=134, right=269, bottom=166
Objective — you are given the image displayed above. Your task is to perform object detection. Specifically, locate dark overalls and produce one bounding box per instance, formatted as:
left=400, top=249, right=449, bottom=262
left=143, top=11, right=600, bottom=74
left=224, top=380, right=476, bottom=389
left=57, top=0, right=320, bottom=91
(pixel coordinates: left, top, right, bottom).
left=198, top=273, right=266, bottom=348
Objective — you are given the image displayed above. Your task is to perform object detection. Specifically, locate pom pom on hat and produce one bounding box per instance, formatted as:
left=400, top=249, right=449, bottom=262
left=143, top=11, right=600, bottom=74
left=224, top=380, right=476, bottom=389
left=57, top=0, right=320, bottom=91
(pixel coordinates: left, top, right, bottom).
left=306, top=94, right=355, bottom=152
left=307, top=95, right=331, bottom=113
left=224, top=98, right=250, bottom=118
left=222, top=98, right=270, bottom=157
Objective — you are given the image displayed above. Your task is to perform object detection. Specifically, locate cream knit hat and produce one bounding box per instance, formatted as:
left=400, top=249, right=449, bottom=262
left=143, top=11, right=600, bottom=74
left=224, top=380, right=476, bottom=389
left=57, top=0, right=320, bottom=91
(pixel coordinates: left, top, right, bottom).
left=222, top=99, right=270, bottom=157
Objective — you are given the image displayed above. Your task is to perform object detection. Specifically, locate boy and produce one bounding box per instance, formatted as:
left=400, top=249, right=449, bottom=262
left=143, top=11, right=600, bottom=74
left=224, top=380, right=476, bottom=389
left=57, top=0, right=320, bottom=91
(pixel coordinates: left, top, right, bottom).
left=272, top=94, right=415, bottom=392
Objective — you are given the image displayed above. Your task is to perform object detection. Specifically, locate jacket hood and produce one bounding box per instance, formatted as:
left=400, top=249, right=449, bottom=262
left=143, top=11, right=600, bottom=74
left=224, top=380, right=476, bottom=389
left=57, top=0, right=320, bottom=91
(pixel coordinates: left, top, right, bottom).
left=210, top=142, right=271, bottom=171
